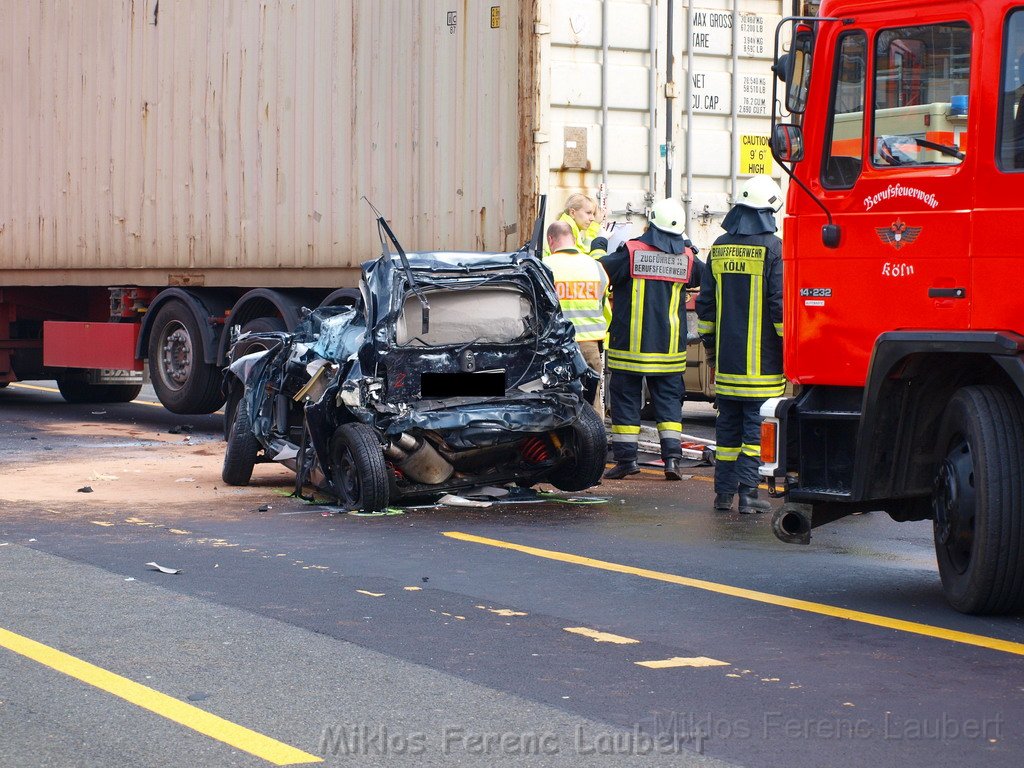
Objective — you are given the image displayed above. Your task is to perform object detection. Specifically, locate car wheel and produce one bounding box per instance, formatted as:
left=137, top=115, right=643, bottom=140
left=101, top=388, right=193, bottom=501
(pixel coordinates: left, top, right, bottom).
left=548, top=403, right=608, bottom=492
left=222, top=398, right=260, bottom=486
left=330, top=423, right=390, bottom=512
left=932, top=385, right=1024, bottom=615
left=56, top=375, right=142, bottom=404
left=148, top=300, right=224, bottom=414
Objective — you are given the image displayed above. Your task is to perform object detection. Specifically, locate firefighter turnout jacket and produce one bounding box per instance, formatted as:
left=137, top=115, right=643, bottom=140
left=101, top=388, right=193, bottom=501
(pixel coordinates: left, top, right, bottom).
left=599, top=229, right=700, bottom=375
left=543, top=248, right=609, bottom=342
left=695, top=231, right=784, bottom=398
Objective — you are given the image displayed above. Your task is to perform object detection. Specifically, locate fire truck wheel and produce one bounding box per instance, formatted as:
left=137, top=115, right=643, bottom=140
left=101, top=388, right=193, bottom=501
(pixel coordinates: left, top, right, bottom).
left=56, top=374, right=142, bottom=404
left=330, top=423, right=390, bottom=512
left=932, top=385, right=1024, bottom=615
left=148, top=301, right=225, bottom=414
left=549, top=403, right=608, bottom=492
left=222, top=398, right=260, bottom=486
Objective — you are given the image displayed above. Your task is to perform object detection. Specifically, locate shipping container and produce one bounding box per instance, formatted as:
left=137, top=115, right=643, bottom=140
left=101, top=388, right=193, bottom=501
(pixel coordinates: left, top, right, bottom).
left=0, top=0, right=785, bottom=412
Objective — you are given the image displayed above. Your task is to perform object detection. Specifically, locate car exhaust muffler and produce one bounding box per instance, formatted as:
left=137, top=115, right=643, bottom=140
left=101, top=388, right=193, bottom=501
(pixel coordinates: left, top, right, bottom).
left=384, top=433, right=454, bottom=484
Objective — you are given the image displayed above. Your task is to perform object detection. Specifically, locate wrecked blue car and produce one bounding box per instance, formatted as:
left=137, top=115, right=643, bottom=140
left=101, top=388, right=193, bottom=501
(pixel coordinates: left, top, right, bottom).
left=221, top=238, right=607, bottom=512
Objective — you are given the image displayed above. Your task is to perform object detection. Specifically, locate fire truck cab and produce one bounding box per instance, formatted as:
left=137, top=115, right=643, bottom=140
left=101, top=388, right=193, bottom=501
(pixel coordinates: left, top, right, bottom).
left=762, top=0, right=1024, bottom=613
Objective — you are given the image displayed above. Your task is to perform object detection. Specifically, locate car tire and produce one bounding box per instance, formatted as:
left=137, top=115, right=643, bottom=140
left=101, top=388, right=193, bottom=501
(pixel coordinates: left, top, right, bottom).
left=330, top=423, right=390, bottom=512
left=222, top=398, right=260, bottom=486
left=57, top=375, right=142, bottom=404
left=148, top=300, right=225, bottom=414
left=548, top=403, right=608, bottom=492
left=932, top=385, right=1024, bottom=615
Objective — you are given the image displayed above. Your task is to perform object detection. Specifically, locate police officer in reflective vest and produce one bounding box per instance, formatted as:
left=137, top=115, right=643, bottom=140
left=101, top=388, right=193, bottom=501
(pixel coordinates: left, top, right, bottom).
left=543, top=220, right=609, bottom=408
left=696, top=175, right=784, bottom=513
left=599, top=199, right=701, bottom=481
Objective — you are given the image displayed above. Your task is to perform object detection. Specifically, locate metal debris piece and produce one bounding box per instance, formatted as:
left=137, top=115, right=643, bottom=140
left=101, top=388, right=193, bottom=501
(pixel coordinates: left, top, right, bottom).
left=145, top=562, right=181, bottom=575
left=77, top=486, right=94, bottom=493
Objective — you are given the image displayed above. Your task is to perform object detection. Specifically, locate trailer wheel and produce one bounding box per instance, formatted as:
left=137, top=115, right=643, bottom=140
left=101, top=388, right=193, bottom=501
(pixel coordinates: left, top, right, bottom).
left=231, top=317, right=287, bottom=361
left=330, top=423, right=390, bottom=512
left=56, top=375, right=142, bottom=404
left=548, top=403, right=608, bottom=492
left=932, top=385, right=1024, bottom=615
left=222, top=398, right=260, bottom=486
left=148, top=301, right=224, bottom=414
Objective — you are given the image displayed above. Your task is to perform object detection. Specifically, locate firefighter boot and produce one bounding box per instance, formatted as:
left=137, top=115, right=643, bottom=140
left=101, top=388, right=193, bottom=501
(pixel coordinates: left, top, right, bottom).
left=738, top=486, right=771, bottom=515
left=664, top=458, right=683, bottom=481
left=714, top=494, right=734, bottom=512
left=604, top=461, right=640, bottom=480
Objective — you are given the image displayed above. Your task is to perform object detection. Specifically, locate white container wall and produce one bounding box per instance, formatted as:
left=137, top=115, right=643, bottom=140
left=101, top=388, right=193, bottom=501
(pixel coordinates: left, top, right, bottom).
left=545, top=0, right=785, bottom=251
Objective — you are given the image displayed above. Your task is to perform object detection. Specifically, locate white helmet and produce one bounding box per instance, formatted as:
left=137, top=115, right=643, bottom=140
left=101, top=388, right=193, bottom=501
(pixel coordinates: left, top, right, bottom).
left=737, top=175, right=784, bottom=212
left=648, top=198, right=687, bottom=235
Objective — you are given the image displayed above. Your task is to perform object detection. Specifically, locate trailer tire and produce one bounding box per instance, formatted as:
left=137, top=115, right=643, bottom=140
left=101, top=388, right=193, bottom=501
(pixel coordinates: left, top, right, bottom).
left=932, top=385, right=1024, bottom=615
left=231, top=317, right=287, bottom=360
left=56, top=375, right=142, bottom=404
left=148, top=301, right=224, bottom=414
left=222, top=399, right=260, bottom=486
left=548, top=403, right=608, bottom=492
left=330, top=423, right=390, bottom=512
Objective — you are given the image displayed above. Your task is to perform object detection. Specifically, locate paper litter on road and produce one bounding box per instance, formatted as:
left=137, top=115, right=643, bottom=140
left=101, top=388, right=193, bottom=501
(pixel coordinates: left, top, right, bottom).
left=437, top=494, right=493, bottom=508
left=145, top=562, right=181, bottom=575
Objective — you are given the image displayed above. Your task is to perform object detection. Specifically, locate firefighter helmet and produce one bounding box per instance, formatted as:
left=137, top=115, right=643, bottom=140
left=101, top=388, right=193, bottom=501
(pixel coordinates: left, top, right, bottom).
left=648, top=198, right=687, bottom=235
left=737, top=175, right=784, bottom=212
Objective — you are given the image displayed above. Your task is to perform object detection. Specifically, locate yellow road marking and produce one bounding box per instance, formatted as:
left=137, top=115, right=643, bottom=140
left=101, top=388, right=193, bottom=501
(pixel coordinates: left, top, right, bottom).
left=8, top=382, right=225, bottom=413
left=0, top=626, right=321, bottom=765
left=476, top=605, right=528, bottom=617
left=443, top=531, right=1024, bottom=657
left=90, top=521, right=114, bottom=527
left=564, top=627, right=639, bottom=644
left=403, top=586, right=422, bottom=591
left=356, top=590, right=384, bottom=598
left=635, top=657, right=729, bottom=669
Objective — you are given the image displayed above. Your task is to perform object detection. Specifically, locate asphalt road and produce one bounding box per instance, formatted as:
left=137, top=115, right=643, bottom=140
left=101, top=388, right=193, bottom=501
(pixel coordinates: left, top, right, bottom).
left=1, top=382, right=1022, bottom=768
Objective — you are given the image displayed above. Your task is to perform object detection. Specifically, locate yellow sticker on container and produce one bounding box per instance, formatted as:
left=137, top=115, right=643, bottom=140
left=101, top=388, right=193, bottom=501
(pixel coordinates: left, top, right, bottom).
left=740, top=134, right=773, bottom=175
left=490, top=6, right=501, bottom=28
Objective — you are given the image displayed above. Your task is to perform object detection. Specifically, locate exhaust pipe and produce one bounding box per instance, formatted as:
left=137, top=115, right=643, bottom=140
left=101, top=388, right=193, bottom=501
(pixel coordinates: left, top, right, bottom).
left=384, top=432, right=454, bottom=484
left=772, top=504, right=813, bottom=545
left=772, top=501, right=867, bottom=545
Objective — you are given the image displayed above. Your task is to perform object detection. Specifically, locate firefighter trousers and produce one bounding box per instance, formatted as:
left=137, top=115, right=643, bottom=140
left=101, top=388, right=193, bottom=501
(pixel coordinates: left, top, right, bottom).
left=714, top=396, right=764, bottom=495
left=609, top=371, right=682, bottom=462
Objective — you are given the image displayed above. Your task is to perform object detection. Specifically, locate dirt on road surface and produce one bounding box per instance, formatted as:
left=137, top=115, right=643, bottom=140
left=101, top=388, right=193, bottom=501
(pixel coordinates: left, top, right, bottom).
left=1, top=415, right=294, bottom=512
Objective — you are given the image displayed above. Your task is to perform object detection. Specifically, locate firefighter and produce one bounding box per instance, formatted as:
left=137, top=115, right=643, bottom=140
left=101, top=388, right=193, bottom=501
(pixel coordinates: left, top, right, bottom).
left=696, top=175, right=784, bottom=513
left=543, top=220, right=609, bottom=408
left=599, top=199, right=701, bottom=481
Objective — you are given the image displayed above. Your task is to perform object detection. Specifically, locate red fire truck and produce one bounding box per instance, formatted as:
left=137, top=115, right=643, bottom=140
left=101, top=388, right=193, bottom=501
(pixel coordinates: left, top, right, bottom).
left=761, top=0, right=1024, bottom=613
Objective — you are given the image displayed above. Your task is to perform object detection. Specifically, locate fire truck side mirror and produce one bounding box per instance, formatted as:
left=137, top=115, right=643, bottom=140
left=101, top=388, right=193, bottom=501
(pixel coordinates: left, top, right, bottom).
left=772, top=124, right=804, bottom=162
left=822, top=224, right=841, bottom=249
left=785, top=30, right=814, bottom=114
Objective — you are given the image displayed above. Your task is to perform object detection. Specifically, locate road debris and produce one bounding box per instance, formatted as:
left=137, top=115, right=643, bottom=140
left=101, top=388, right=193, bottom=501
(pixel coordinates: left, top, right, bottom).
left=77, top=486, right=93, bottom=493
left=145, top=562, right=181, bottom=575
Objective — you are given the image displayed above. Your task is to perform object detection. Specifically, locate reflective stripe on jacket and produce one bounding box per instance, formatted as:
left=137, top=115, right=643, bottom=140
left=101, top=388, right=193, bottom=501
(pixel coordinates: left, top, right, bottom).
left=695, top=233, right=784, bottom=398
left=543, top=249, right=610, bottom=342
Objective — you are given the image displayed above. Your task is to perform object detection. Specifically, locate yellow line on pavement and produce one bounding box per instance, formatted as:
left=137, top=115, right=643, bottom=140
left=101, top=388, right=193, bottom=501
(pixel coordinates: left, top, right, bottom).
left=442, top=531, right=1024, bottom=657
left=0, top=626, right=321, bottom=765
left=9, top=382, right=163, bottom=407
left=563, top=627, right=639, bottom=644
left=635, top=657, right=729, bottom=669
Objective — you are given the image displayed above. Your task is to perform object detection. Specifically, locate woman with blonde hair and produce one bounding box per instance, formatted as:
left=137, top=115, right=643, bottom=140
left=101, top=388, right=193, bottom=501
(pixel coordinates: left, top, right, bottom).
left=544, top=193, right=608, bottom=257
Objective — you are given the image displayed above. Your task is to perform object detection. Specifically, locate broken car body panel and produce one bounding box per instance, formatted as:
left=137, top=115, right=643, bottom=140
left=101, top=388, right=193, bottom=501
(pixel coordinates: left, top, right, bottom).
left=223, top=249, right=606, bottom=510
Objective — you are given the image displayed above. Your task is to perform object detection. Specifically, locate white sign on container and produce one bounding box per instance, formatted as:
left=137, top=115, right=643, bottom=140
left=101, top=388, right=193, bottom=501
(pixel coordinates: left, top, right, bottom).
left=690, top=9, right=778, bottom=60
left=737, top=74, right=771, bottom=116
left=690, top=71, right=731, bottom=114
